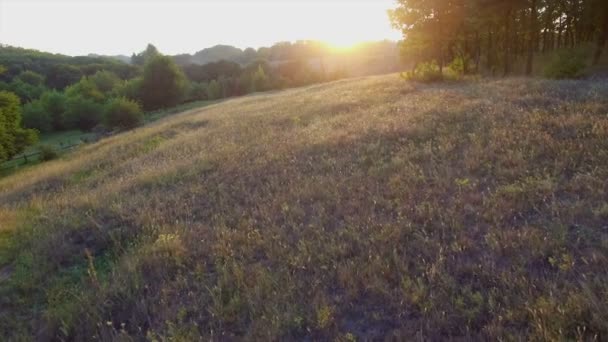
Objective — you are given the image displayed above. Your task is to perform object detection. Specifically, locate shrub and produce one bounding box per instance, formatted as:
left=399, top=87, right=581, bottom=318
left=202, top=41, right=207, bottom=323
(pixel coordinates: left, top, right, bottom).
left=112, top=77, right=143, bottom=102
left=89, top=71, right=120, bottom=94
left=543, top=49, right=588, bottom=79
left=401, top=61, right=443, bottom=82
left=0, top=91, right=39, bottom=161
left=63, top=96, right=104, bottom=131
left=39, top=144, right=59, bottom=161
left=104, top=97, right=144, bottom=130
left=206, top=80, right=222, bottom=100
left=39, top=91, right=67, bottom=131
left=22, top=101, right=52, bottom=133
left=65, top=77, right=105, bottom=102
left=186, top=82, right=208, bottom=102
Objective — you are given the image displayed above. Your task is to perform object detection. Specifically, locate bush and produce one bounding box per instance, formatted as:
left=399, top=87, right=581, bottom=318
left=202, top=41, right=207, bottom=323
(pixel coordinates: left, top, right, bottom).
left=104, top=97, right=144, bottom=130
left=39, top=145, right=59, bottom=161
left=401, top=61, right=444, bottom=82
left=39, top=91, right=67, bottom=130
left=543, top=49, right=588, bottom=79
left=89, top=70, right=120, bottom=94
left=63, top=96, right=104, bottom=131
left=22, top=101, right=52, bottom=133
left=186, top=82, right=208, bottom=102
left=112, top=77, right=143, bottom=102
left=0, top=91, right=38, bottom=161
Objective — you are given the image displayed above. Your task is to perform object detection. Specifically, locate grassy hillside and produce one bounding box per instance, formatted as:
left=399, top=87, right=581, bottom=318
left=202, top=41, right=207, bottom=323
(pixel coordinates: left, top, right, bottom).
left=1, top=75, right=607, bottom=340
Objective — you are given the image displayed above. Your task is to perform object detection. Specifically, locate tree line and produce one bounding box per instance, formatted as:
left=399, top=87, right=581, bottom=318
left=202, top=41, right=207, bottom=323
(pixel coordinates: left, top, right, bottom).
left=0, top=42, right=365, bottom=163
left=389, top=0, right=608, bottom=77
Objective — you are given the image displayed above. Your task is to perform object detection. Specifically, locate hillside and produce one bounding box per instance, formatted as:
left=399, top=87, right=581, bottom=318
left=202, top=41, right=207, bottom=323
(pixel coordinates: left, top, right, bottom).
left=1, top=75, right=608, bottom=340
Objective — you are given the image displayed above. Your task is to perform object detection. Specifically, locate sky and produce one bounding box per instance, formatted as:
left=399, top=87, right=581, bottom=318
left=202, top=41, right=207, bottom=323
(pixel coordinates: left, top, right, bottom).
left=0, top=0, right=402, bottom=56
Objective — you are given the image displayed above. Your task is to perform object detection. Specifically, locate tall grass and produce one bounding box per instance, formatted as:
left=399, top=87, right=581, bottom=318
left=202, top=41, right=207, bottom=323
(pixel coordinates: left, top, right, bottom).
left=1, top=75, right=607, bottom=340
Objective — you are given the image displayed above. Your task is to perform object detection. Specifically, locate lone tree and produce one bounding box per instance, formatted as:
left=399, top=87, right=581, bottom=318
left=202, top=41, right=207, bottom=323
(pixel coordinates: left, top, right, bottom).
left=0, top=91, right=38, bottom=162
left=140, top=54, right=186, bottom=110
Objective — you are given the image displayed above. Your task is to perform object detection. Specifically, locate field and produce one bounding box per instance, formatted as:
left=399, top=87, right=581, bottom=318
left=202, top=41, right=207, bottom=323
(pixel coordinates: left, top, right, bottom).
left=1, top=74, right=608, bottom=340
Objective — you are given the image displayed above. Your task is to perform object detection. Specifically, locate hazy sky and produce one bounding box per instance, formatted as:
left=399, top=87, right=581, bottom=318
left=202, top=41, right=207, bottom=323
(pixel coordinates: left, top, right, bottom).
left=0, top=0, right=401, bottom=56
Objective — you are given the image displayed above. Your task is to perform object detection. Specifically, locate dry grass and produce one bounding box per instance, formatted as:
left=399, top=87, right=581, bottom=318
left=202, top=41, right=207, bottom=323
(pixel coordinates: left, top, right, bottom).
left=1, top=74, right=608, bottom=340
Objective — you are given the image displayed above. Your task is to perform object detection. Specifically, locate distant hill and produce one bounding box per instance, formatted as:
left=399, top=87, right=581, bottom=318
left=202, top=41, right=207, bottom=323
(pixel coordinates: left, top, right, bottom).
left=191, top=45, right=244, bottom=64
left=0, top=45, right=139, bottom=86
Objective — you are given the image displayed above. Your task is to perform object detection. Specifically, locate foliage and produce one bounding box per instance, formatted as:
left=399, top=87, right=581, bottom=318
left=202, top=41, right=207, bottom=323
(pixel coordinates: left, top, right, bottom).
left=206, top=80, right=222, bottom=100
left=22, top=101, right=52, bottom=133
left=401, top=61, right=443, bottom=82
left=38, top=144, right=59, bottom=161
left=63, top=96, right=104, bottom=131
left=46, top=64, right=82, bottom=90
left=39, top=91, right=68, bottom=131
left=543, top=49, right=588, bottom=79
left=141, top=55, right=187, bottom=110
left=0, top=91, right=38, bottom=161
left=389, top=0, right=608, bottom=77
left=104, top=97, right=144, bottom=130
left=88, top=70, right=120, bottom=93
left=65, top=77, right=105, bottom=103
left=16, top=71, right=45, bottom=86
left=131, top=44, right=160, bottom=66
left=112, top=77, right=143, bottom=102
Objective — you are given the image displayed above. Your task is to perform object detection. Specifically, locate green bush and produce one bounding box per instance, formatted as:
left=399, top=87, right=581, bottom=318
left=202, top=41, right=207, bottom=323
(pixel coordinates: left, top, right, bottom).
left=112, top=77, right=143, bottom=102
left=63, top=96, right=104, bottom=131
left=39, top=144, right=60, bottom=161
left=401, top=61, right=444, bottom=82
left=39, top=91, right=68, bottom=131
left=543, top=49, right=588, bottom=79
left=22, top=101, right=52, bottom=133
left=104, top=97, right=144, bottom=130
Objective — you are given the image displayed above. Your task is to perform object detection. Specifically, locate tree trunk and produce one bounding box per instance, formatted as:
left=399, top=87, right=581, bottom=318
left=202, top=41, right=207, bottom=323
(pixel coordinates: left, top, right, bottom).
left=475, top=30, right=482, bottom=72
left=526, top=0, right=538, bottom=75
left=504, top=7, right=512, bottom=76
left=593, top=5, right=608, bottom=65
left=488, top=26, right=494, bottom=75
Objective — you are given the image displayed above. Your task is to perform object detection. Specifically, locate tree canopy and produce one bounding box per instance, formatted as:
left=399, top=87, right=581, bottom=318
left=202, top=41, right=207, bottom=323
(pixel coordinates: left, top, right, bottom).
left=390, top=0, right=608, bottom=75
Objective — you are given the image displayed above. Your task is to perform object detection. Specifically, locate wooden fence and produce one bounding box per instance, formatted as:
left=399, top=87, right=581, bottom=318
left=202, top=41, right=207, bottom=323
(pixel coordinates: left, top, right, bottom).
left=0, top=143, right=80, bottom=172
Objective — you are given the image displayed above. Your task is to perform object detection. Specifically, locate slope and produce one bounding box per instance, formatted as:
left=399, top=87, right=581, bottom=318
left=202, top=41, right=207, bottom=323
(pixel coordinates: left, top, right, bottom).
left=1, top=75, right=608, bottom=340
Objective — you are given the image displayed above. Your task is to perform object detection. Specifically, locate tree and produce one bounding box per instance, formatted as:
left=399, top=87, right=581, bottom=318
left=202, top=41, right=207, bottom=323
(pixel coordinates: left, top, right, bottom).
left=39, top=91, right=67, bottom=130
left=104, top=97, right=144, bottom=130
left=63, top=96, right=104, bottom=131
left=251, top=64, right=269, bottom=92
left=140, top=55, right=186, bottom=110
left=131, top=44, right=160, bottom=66
left=22, top=100, right=52, bottom=133
left=390, top=0, right=607, bottom=77
left=16, top=70, right=45, bottom=86
left=89, top=70, right=120, bottom=94
left=112, top=77, right=143, bottom=102
left=0, top=91, right=38, bottom=161
left=65, top=77, right=105, bottom=102
left=46, top=64, right=82, bottom=90
left=206, top=80, right=222, bottom=100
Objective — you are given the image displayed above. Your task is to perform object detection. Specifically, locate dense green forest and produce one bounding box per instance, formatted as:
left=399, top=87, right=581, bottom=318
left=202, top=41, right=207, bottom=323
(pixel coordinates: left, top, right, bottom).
left=0, top=40, right=402, bottom=164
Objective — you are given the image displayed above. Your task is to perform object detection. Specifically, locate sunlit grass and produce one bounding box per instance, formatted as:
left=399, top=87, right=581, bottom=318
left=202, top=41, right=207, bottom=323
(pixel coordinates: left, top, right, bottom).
left=0, top=74, right=607, bottom=340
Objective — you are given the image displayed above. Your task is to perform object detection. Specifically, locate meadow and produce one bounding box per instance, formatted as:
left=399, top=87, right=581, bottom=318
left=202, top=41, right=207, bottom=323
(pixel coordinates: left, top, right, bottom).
left=1, top=74, right=607, bottom=340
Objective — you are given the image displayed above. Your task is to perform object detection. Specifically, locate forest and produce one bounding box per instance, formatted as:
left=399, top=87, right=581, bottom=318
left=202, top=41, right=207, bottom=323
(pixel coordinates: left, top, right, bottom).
left=390, top=0, right=608, bottom=78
